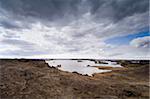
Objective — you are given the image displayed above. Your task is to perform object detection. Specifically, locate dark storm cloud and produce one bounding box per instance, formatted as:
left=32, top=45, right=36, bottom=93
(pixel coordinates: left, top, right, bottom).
left=89, top=0, right=149, bottom=21
left=2, top=39, right=34, bottom=45
left=1, top=39, right=35, bottom=50
left=0, top=0, right=148, bottom=23
left=0, top=20, right=21, bottom=29
left=0, top=38, right=51, bottom=56
left=1, top=49, right=48, bottom=56
left=3, top=32, right=20, bottom=39
left=111, top=0, right=149, bottom=21
left=0, top=0, right=83, bottom=25
left=107, top=52, right=123, bottom=57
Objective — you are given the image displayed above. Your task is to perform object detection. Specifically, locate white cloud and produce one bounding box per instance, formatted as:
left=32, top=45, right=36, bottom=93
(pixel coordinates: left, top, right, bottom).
left=104, top=45, right=150, bottom=59
left=130, top=36, right=150, bottom=48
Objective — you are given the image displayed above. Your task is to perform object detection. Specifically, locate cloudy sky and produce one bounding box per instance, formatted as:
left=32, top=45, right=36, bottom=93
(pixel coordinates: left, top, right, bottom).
left=0, top=0, right=149, bottom=59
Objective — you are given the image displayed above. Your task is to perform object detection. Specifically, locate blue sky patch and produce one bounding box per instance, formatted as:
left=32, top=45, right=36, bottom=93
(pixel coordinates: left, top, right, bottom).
left=105, top=31, right=150, bottom=45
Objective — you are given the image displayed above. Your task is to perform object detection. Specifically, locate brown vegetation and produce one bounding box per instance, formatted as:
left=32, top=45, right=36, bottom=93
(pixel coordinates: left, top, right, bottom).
left=0, top=59, right=149, bottom=99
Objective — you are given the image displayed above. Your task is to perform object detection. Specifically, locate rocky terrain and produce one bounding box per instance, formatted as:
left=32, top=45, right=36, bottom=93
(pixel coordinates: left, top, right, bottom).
left=0, top=59, right=149, bottom=99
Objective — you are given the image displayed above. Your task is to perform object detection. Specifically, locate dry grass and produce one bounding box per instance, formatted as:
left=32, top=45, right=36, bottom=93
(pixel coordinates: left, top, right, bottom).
left=0, top=59, right=149, bottom=99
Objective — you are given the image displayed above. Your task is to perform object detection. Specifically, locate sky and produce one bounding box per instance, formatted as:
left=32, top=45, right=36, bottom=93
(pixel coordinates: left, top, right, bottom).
left=0, top=0, right=149, bottom=59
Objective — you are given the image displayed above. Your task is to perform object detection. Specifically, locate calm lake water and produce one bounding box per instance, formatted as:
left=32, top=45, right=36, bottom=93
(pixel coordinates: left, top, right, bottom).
left=45, top=60, right=122, bottom=76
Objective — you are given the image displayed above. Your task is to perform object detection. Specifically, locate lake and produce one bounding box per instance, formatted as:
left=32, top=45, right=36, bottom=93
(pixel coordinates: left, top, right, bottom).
left=45, top=60, right=122, bottom=76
